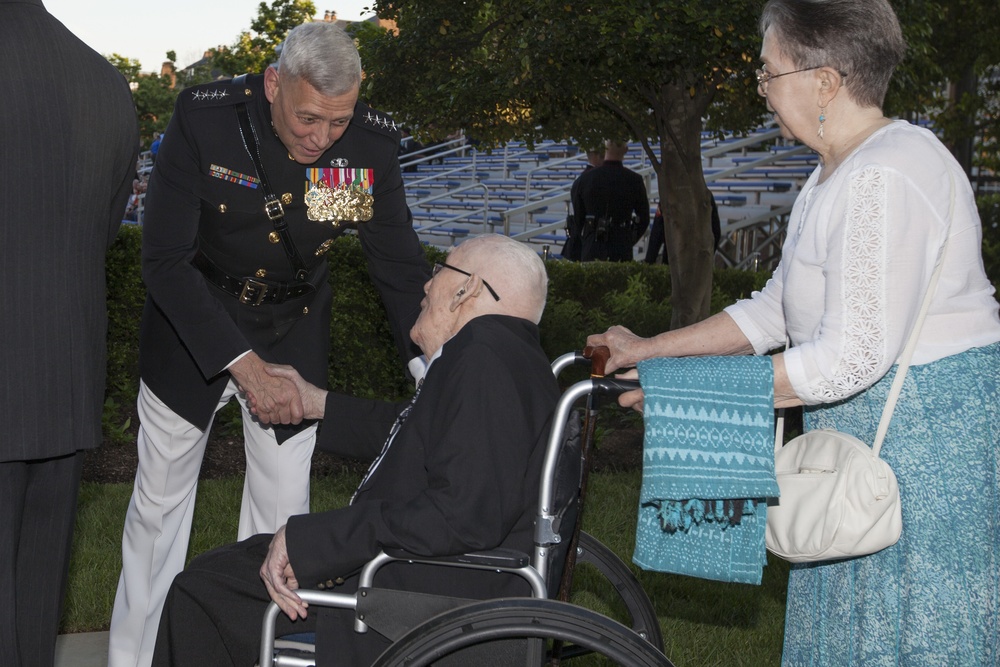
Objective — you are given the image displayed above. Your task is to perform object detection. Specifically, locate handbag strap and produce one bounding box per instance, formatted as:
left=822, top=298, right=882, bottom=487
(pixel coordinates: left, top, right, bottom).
left=777, top=171, right=955, bottom=460
left=869, top=192, right=952, bottom=458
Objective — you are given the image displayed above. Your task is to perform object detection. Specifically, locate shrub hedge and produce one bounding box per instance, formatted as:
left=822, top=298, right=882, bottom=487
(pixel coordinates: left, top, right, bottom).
left=103, top=195, right=1000, bottom=441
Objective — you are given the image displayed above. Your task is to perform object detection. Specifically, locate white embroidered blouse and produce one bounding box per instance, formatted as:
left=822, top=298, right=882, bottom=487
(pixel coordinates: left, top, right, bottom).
left=725, top=120, right=1000, bottom=405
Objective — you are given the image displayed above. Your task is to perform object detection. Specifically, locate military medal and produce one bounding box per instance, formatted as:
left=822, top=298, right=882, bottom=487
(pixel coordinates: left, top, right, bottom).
left=304, top=168, right=375, bottom=226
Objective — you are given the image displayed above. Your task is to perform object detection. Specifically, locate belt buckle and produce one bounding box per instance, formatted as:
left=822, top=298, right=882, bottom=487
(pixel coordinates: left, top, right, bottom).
left=263, top=196, right=284, bottom=221
left=239, top=279, right=269, bottom=306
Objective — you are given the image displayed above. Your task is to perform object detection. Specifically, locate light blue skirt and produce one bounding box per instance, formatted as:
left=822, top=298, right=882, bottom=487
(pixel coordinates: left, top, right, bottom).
left=781, top=342, right=1000, bottom=666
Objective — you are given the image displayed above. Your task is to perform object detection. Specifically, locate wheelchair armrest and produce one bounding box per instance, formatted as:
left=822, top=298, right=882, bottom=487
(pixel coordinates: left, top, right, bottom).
left=382, top=547, right=530, bottom=569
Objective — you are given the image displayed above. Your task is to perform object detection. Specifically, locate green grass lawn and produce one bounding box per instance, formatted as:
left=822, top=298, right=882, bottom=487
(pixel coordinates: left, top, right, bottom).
left=63, top=469, right=787, bottom=666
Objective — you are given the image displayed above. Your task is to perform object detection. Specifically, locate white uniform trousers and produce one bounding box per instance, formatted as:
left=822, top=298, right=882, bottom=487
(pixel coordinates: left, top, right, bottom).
left=107, top=379, right=316, bottom=667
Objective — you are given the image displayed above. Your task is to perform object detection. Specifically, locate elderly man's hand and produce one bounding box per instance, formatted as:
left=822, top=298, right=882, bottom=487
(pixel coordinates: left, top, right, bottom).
left=263, top=364, right=328, bottom=420
left=230, top=352, right=304, bottom=425
left=260, top=525, right=308, bottom=621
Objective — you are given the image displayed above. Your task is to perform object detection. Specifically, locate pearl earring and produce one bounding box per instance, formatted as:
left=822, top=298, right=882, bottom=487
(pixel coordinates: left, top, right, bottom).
left=818, top=107, right=827, bottom=139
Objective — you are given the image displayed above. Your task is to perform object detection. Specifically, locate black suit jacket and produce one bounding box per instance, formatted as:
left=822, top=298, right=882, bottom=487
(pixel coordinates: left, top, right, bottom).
left=0, top=0, right=139, bottom=460
left=139, top=74, right=429, bottom=439
left=285, top=315, right=561, bottom=665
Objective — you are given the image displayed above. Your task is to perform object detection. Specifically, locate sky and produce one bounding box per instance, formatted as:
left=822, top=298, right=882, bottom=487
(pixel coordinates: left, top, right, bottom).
left=43, top=1, right=376, bottom=73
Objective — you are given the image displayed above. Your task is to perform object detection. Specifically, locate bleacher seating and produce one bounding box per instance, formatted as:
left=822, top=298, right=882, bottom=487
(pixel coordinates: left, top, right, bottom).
left=403, top=130, right=816, bottom=263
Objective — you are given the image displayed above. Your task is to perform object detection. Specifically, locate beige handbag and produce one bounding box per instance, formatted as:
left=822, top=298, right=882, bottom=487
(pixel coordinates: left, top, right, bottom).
left=766, top=179, right=953, bottom=563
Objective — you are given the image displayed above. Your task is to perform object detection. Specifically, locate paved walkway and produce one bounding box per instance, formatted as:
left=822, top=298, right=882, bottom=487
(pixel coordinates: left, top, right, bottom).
left=55, top=631, right=108, bottom=667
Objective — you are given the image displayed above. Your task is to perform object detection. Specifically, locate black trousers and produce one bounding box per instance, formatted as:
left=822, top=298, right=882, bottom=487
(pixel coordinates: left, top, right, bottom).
left=644, top=215, right=666, bottom=264
left=154, top=537, right=530, bottom=666
left=0, top=451, right=84, bottom=667
left=153, top=534, right=318, bottom=667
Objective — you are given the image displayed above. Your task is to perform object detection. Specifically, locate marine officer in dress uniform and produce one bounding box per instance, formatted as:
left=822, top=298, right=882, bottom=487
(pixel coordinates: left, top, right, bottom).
left=571, top=139, right=650, bottom=262
left=108, top=22, right=430, bottom=667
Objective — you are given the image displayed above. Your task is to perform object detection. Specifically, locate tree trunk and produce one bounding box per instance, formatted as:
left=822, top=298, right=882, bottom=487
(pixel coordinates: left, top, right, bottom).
left=657, top=87, right=715, bottom=329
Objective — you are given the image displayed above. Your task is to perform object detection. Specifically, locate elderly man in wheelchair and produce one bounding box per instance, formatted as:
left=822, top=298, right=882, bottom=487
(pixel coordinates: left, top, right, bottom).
left=151, top=234, right=567, bottom=665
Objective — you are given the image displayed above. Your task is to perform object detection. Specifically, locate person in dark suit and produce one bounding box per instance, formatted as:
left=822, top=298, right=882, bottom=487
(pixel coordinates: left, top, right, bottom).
left=109, top=22, right=430, bottom=667
left=0, top=2, right=139, bottom=665
left=150, top=234, right=559, bottom=666
left=572, top=140, right=650, bottom=262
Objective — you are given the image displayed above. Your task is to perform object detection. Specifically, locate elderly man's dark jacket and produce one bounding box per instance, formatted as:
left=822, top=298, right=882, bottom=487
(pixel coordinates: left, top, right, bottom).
left=289, top=314, right=561, bottom=664
left=139, top=74, right=429, bottom=440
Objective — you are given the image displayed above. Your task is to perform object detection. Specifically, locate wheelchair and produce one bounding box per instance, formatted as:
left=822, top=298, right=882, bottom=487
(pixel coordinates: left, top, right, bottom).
left=260, top=348, right=673, bottom=667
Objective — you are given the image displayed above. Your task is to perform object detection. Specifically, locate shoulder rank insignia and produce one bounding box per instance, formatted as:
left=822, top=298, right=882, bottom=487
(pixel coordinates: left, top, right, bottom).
left=363, top=111, right=398, bottom=131
left=191, top=88, right=231, bottom=101
left=304, top=168, right=374, bottom=225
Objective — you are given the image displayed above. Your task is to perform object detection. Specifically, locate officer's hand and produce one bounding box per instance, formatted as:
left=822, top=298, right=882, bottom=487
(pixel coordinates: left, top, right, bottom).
left=230, top=352, right=304, bottom=425
left=260, top=526, right=307, bottom=621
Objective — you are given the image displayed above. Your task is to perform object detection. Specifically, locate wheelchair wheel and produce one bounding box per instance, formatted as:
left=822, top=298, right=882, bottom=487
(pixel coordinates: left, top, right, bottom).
left=370, top=597, right=674, bottom=667
left=574, top=531, right=664, bottom=653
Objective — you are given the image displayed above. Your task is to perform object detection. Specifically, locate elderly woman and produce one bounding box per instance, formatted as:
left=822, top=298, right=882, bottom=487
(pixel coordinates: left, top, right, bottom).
left=589, top=0, right=1000, bottom=664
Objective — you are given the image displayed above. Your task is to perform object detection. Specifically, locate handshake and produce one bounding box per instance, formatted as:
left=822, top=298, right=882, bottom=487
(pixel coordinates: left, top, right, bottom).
left=228, top=352, right=327, bottom=425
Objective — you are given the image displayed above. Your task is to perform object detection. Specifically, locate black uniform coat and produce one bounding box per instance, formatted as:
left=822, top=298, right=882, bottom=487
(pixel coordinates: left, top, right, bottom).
left=1, top=0, right=139, bottom=460
left=139, top=75, right=429, bottom=440
left=571, top=160, right=650, bottom=262
left=287, top=314, right=561, bottom=665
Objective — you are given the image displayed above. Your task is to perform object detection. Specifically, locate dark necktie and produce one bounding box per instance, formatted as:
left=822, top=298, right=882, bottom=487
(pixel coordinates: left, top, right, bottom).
left=350, top=378, right=424, bottom=504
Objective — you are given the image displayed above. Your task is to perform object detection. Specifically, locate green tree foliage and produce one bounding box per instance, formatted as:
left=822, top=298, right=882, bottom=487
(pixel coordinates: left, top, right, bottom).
left=109, top=1, right=319, bottom=150
left=108, top=54, right=215, bottom=150
left=887, top=0, right=1000, bottom=176
left=357, top=0, right=769, bottom=328
left=209, top=0, right=318, bottom=77
left=109, top=54, right=177, bottom=149
left=922, top=0, right=1000, bottom=175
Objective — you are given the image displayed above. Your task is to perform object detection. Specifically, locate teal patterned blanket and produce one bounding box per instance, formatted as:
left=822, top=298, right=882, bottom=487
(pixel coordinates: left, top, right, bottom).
left=633, top=356, right=778, bottom=585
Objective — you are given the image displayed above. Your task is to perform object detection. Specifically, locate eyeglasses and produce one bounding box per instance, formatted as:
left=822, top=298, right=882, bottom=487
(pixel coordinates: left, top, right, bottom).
left=432, top=262, right=501, bottom=301
left=755, top=65, right=822, bottom=91
left=755, top=65, right=846, bottom=92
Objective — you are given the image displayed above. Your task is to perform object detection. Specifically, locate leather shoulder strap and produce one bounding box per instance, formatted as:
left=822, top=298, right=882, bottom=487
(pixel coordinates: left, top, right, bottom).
left=233, top=97, right=309, bottom=281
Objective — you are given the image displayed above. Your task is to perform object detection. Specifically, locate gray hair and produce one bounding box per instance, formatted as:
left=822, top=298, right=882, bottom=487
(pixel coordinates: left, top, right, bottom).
left=276, top=22, right=361, bottom=96
left=759, top=0, right=906, bottom=109
left=456, top=235, right=549, bottom=323
left=604, top=139, right=629, bottom=160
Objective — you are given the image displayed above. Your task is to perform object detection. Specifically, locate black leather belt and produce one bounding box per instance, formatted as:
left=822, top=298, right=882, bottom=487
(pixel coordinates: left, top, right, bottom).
left=194, top=253, right=315, bottom=306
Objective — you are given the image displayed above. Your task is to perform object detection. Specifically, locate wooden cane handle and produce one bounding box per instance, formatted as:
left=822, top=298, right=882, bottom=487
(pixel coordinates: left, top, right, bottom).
left=582, top=345, right=610, bottom=377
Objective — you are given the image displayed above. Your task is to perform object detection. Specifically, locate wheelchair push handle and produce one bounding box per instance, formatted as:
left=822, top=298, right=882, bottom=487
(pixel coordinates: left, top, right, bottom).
left=551, top=347, right=640, bottom=395
left=581, top=345, right=640, bottom=394
left=593, top=375, right=641, bottom=395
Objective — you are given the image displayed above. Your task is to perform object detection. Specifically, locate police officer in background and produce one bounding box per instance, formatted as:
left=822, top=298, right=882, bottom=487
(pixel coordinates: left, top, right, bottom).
left=562, top=148, right=604, bottom=260
left=571, top=139, right=650, bottom=262
left=108, top=22, right=429, bottom=667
